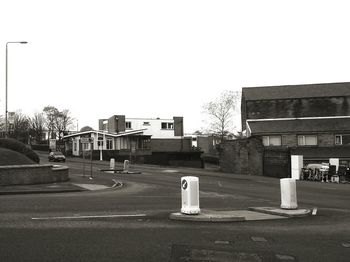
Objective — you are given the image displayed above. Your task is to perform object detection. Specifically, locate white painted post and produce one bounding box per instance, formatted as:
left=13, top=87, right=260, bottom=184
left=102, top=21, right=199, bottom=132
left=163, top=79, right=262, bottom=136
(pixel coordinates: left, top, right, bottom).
left=181, top=176, right=200, bottom=215
left=99, top=147, right=103, bottom=161
left=105, top=158, right=115, bottom=174
left=291, top=155, right=303, bottom=180
left=123, top=160, right=129, bottom=172
left=110, top=158, right=115, bottom=170
left=280, top=178, right=298, bottom=210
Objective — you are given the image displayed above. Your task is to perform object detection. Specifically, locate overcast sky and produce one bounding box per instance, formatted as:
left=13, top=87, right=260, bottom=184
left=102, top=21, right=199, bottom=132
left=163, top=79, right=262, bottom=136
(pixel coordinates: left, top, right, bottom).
left=1, top=0, right=350, bottom=133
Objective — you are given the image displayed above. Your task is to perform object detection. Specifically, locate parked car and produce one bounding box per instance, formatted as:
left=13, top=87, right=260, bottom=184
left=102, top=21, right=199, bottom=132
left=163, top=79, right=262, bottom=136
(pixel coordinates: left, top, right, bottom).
left=48, top=151, right=66, bottom=162
left=306, top=163, right=329, bottom=172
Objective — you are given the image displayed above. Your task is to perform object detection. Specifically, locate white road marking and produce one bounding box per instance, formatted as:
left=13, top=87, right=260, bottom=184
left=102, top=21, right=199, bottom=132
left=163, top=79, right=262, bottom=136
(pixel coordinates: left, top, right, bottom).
left=32, top=214, right=147, bottom=220
left=218, top=181, right=223, bottom=187
left=73, top=183, right=109, bottom=190
left=214, top=240, right=230, bottom=245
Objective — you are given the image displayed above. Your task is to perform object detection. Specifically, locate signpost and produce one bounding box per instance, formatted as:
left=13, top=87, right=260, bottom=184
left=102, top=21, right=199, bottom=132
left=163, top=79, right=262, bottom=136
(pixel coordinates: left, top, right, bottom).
left=80, top=137, right=94, bottom=179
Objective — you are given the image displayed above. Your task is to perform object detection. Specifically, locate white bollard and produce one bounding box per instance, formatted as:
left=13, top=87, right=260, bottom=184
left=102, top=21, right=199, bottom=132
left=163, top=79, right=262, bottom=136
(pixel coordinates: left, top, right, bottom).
left=110, top=158, right=115, bottom=170
left=123, top=160, right=129, bottom=172
left=280, top=178, right=298, bottom=210
left=181, top=176, right=200, bottom=215
left=291, top=155, right=303, bottom=180
left=105, top=158, right=115, bottom=174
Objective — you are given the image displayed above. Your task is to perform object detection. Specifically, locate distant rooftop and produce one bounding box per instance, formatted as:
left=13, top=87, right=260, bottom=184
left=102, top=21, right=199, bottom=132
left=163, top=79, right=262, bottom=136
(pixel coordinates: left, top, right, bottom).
left=242, top=82, right=350, bottom=101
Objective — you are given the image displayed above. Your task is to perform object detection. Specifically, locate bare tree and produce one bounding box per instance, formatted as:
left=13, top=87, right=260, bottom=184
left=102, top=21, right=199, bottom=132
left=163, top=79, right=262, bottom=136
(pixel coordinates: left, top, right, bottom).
left=55, top=109, right=74, bottom=141
left=0, top=115, right=4, bottom=135
left=43, top=106, right=59, bottom=140
left=9, top=111, right=30, bottom=143
left=29, top=112, right=45, bottom=143
left=202, top=90, right=241, bottom=142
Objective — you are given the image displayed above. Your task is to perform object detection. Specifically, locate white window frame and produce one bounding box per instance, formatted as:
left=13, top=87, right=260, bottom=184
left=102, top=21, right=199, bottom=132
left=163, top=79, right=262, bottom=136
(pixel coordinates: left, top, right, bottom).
left=335, top=134, right=342, bottom=145
left=262, top=136, right=282, bottom=146
left=106, top=139, right=113, bottom=150
left=83, top=143, right=89, bottom=150
left=297, top=135, right=318, bottom=146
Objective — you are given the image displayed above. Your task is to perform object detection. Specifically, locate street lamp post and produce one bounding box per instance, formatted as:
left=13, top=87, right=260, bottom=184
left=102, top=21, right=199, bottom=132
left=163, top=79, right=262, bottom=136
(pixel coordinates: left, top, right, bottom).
left=5, top=41, right=28, bottom=138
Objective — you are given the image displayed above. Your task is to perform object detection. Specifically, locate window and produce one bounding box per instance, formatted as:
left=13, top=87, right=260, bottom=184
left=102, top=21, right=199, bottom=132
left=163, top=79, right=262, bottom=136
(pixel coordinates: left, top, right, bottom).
left=98, top=137, right=104, bottom=147
left=297, top=135, right=317, bottom=146
left=125, top=122, right=132, bottom=129
left=161, top=122, right=174, bottom=130
left=262, top=136, right=281, bottom=146
left=106, top=139, right=113, bottom=150
left=143, top=122, right=150, bottom=126
left=83, top=143, right=89, bottom=150
left=335, top=135, right=342, bottom=145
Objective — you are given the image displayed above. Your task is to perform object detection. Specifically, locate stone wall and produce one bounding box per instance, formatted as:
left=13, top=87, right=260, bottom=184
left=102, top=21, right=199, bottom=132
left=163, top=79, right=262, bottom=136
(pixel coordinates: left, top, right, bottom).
left=219, top=137, right=264, bottom=176
left=0, top=164, right=69, bottom=185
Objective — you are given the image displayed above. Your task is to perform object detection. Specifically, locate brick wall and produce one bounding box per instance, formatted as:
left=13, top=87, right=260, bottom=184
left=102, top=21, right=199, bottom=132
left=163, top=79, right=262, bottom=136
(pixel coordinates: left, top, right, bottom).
left=318, top=133, right=334, bottom=146
left=173, top=117, right=184, bottom=137
left=245, top=97, right=350, bottom=120
left=282, top=134, right=297, bottom=147
left=151, top=138, right=192, bottom=152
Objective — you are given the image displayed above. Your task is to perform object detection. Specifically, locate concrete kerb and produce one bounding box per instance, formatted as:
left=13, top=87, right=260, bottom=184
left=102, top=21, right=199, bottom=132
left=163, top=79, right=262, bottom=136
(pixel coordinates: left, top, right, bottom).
left=248, top=207, right=312, bottom=218
left=169, top=207, right=312, bottom=222
left=169, top=210, right=245, bottom=222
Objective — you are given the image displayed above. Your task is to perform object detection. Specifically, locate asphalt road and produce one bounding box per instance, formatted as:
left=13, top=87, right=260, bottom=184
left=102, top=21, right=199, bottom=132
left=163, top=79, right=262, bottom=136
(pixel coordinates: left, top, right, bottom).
left=0, top=153, right=350, bottom=261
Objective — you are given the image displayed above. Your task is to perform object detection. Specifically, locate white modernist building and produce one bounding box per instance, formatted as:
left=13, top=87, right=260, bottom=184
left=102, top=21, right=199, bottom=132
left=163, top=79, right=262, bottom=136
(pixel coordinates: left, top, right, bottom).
left=63, top=114, right=184, bottom=157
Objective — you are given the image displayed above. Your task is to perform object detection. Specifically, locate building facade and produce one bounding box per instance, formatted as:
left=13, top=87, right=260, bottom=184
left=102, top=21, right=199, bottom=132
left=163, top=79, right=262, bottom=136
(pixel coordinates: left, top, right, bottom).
left=241, top=82, right=350, bottom=165
left=63, top=115, right=186, bottom=157
left=98, top=115, right=184, bottom=138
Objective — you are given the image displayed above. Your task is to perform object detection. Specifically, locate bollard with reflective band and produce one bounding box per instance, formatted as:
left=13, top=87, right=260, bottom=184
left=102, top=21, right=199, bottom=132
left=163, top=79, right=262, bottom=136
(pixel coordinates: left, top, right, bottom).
left=280, top=178, right=298, bottom=209
left=181, top=176, right=200, bottom=215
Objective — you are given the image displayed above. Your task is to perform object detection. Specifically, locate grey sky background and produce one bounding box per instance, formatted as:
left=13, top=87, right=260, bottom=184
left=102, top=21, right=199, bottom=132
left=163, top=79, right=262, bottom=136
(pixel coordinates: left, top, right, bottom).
left=1, top=0, right=349, bottom=133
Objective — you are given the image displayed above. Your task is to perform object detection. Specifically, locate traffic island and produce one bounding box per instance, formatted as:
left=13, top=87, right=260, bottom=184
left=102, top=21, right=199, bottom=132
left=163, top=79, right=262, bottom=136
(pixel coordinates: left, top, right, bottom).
left=248, top=207, right=312, bottom=217
left=169, top=210, right=245, bottom=222
left=169, top=209, right=290, bottom=222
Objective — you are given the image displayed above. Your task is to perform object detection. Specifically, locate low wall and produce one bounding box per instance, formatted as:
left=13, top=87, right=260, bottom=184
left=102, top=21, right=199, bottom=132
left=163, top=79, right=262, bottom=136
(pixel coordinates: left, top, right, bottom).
left=0, top=164, right=69, bottom=186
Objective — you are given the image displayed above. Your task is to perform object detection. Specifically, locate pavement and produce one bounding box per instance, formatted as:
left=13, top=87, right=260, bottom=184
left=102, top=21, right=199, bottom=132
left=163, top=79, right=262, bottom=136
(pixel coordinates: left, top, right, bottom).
left=0, top=167, right=117, bottom=195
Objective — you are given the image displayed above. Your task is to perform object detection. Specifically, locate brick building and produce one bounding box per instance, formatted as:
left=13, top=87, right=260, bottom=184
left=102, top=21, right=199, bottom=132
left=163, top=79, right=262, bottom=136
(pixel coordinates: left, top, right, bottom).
left=242, top=82, right=350, bottom=165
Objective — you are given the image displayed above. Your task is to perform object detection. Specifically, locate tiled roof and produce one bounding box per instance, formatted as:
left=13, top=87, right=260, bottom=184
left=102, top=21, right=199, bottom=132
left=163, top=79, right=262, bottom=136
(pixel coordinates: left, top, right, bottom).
left=242, top=82, right=350, bottom=101
left=248, top=117, right=350, bottom=135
